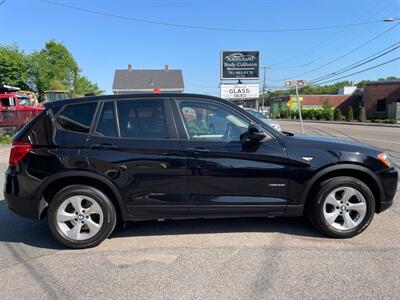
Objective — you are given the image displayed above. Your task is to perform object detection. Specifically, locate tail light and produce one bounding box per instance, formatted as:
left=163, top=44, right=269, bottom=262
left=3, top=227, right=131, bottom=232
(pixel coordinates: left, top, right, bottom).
left=9, top=141, right=32, bottom=166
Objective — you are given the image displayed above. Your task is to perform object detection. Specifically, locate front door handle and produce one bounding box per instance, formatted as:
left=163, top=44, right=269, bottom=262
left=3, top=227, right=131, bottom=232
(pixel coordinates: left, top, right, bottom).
left=91, top=143, right=117, bottom=150
left=185, top=147, right=210, bottom=154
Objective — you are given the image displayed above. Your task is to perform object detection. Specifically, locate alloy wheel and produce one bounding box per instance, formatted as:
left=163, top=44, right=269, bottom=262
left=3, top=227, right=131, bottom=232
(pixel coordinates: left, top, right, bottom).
left=56, top=195, right=104, bottom=241
left=322, top=186, right=367, bottom=231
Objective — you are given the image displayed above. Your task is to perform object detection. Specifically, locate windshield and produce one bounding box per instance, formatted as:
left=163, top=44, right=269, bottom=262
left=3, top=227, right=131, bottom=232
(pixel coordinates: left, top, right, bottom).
left=18, top=97, right=32, bottom=106
left=246, top=109, right=268, bottom=119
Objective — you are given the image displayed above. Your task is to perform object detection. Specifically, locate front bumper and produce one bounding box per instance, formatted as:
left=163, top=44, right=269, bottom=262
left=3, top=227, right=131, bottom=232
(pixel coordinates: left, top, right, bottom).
left=376, top=167, right=398, bottom=213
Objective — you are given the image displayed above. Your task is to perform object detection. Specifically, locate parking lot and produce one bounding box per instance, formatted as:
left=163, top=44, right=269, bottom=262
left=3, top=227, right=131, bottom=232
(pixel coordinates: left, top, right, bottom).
left=0, top=122, right=399, bottom=299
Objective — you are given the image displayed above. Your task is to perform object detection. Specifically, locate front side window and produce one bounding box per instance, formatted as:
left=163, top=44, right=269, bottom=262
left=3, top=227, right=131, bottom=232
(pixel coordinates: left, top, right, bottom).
left=117, top=99, right=169, bottom=139
left=178, top=100, right=249, bottom=142
left=95, top=102, right=118, bottom=137
left=56, top=102, right=97, bottom=133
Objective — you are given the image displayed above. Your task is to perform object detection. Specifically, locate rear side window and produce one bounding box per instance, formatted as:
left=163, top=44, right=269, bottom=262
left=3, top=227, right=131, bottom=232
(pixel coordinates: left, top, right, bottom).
left=117, top=99, right=169, bottom=139
left=95, top=102, right=118, bottom=137
left=56, top=102, right=97, bottom=133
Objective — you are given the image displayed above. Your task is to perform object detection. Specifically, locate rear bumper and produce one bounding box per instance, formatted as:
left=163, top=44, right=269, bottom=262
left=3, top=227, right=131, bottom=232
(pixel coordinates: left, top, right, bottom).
left=4, top=167, right=46, bottom=220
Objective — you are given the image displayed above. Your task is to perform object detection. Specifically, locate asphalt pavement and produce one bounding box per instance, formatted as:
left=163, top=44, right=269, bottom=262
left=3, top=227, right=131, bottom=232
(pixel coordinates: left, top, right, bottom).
left=0, top=122, right=399, bottom=299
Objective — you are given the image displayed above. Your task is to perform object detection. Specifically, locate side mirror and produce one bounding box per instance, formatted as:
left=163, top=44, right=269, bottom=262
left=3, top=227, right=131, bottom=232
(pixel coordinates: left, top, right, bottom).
left=240, top=123, right=267, bottom=142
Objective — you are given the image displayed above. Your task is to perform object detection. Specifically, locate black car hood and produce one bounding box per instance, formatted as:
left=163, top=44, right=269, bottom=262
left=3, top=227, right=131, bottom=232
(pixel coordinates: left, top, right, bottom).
left=281, top=134, right=381, bottom=155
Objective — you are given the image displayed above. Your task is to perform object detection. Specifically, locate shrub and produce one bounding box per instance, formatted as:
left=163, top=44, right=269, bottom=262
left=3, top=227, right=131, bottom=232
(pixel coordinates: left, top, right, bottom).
left=302, top=110, right=310, bottom=119
left=384, top=119, right=397, bottom=124
left=358, top=106, right=367, bottom=122
left=280, top=110, right=290, bottom=119
left=314, top=109, right=324, bottom=120
left=346, top=107, right=354, bottom=121
left=0, top=134, right=12, bottom=144
left=309, top=109, right=317, bottom=120
left=324, top=109, right=334, bottom=121
left=334, top=108, right=342, bottom=121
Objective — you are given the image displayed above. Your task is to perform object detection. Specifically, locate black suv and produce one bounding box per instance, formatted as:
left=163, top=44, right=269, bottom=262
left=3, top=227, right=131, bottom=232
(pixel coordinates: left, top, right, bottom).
left=4, top=93, right=398, bottom=248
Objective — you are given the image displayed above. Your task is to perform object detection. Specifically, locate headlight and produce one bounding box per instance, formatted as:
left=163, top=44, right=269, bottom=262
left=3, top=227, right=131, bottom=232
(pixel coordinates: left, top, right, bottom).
left=377, top=153, right=392, bottom=168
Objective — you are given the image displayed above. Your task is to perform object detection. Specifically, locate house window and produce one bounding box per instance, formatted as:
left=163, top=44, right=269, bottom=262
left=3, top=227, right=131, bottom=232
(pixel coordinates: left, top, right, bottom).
left=376, top=99, right=386, bottom=112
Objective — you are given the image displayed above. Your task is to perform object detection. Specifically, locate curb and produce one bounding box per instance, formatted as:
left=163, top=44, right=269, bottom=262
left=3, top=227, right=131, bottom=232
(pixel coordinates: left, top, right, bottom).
left=277, top=119, right=400, bottom=128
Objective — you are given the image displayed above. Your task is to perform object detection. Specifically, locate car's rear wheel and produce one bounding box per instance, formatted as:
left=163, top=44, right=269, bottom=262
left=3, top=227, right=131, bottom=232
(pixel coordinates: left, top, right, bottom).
left=308, top=176, right=375, bottom=238
left=48, top=185, right=117, bottom=249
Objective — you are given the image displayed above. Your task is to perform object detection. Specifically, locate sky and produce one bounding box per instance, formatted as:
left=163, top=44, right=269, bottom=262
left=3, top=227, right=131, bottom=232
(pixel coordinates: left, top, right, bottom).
left=1, top=0, right=399, bottom=95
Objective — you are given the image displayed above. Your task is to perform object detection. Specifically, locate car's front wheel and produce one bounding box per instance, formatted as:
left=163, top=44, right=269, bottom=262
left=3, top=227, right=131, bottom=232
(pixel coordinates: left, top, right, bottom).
left=308, top=176, right=375, bottom=238
left=48, top=184, right=117, bottom=248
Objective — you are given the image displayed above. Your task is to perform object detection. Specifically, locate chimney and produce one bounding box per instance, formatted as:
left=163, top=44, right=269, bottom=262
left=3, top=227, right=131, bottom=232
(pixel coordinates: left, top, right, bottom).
left=128, top=64, right=132, bottom=72
left=164, top=64, right=169, bottom=72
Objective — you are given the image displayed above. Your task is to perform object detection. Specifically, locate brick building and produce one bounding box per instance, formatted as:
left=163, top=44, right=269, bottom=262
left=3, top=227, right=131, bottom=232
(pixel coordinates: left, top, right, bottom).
left=362, top=80, right=400, bottom=120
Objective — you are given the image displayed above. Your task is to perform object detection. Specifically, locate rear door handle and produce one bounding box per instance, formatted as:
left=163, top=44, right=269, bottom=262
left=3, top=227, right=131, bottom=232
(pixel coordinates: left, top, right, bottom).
left=91, top=143, right=117, bottom=150
left=186, top=147, right=210, bottom=154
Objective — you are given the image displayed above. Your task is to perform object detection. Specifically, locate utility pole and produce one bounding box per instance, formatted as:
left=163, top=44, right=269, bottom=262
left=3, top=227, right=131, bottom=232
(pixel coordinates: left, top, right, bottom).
left=295, top=84, right=304, bottom=134
left=260, top=66, right=271, bottom=113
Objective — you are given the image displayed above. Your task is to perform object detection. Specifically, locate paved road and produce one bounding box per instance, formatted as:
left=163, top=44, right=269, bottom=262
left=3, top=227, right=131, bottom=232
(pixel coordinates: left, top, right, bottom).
left=0, top=123, right=399, bottom=299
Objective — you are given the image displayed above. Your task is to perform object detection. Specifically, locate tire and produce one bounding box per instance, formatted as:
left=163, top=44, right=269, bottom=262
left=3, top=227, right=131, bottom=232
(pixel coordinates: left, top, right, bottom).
left=308, top=176, right=375, bottom=238
left=48, top=184, right=117, bottom=249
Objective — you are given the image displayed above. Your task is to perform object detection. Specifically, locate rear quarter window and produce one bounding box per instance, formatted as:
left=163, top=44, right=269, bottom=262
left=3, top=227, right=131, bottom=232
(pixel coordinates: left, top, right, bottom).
left=56, top=102, right=97, bottom=133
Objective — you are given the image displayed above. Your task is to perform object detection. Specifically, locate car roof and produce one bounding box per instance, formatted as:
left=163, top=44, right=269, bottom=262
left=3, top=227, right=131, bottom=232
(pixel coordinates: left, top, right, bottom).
left=44, top=93, right=227, bottom=109
left=0, top=93, right=16, bottom=97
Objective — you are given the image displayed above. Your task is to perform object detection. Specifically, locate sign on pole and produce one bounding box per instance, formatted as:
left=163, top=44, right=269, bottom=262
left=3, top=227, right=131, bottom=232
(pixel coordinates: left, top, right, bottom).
left=284, top=79, right=308, bottom=87
left=283, top=79, right=308, bottom=134
left=220, top=83, right=259, bottom=99
left=221, top=51, right=259, bottom=80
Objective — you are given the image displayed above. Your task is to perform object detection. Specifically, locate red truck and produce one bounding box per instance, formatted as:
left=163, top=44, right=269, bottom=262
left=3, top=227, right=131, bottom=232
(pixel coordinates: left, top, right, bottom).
left=0, top=93, right=44, bottom=133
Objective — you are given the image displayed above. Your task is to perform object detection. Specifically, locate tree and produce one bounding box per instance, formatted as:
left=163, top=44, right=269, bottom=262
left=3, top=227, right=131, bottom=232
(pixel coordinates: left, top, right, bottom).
left=0, top=45, right=30, bottom=89
left=334, top=108, right=342, bottom=121
left=29, top=40, right=79, bottom=96
left=358, top=106, right=367, bottom=122
left=322, top=99, right=334, bottom=120
left=346, top=107, right=354, bottom=121
left=73, top=75, right=104, bottom=96
left=322, top=99, right=333, bottom=111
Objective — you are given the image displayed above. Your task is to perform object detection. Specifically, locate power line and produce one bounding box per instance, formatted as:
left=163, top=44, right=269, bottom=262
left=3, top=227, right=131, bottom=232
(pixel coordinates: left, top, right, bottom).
left=282, top=22, right=400, bottom=80
left=268, top=3, right=389, bottom=66
left=40, top=0, right=388, bottom=33
left=309, top=42, right=400, bottom=83
left=310, top=56, right=400, bottom=85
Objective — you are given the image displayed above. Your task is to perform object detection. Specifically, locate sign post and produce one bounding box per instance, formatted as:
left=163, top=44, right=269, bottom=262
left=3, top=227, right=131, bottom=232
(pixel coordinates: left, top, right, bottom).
left=284, top=80, right=308, bottom=134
